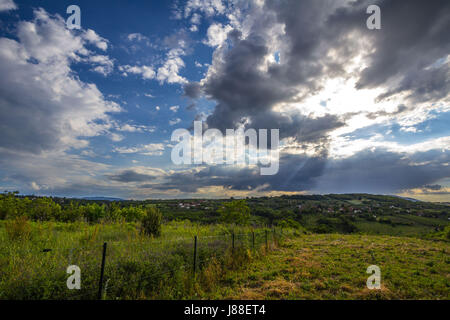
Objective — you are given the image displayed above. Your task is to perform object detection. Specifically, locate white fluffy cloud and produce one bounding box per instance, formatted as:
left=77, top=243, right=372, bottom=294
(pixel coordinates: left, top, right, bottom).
left=83, top=29, right=108, bottom=51
left=156, top=48, right=187, bottom=84
left=88, top=54, right=114, bottom=75
left=204, top=23, right=233, bottom=47
left=0, top=8, right=120, bottom=155
left=169, top=105, right=180, bottom=112
left=115, top=123, right=156, bottom=133
left=169, top=118, right=182, bottom=126
left=119, top=52, right=187, bottom=85
left=127, top=33, right=149, bottom=42
left=113, top=143, right=165, bottom=156
left=119, top=64, right=156, bottom=80
left=184, top=0, right=226, bottom=18
left=0, top=0, right=16, bottom=11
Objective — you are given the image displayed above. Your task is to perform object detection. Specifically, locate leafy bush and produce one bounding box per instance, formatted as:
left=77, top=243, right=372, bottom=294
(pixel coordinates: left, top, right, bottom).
left=276, top=218, right=302, bottom=229
left=339, top=216, right=358, bottom=233
left=141, top=206, right=162, bottom=237
left=218, top=200, right=251, bottom=225
left=26, top=197, right=62, bottom=221
left=312, top=224, right=335, bottom=234
left=121, top=206, right=146, bottom=222
left=0, top=191, right=22, bottom=219
left=81, top=203, right=106, bottom=223
left=59, top=202, right=82, bottom=222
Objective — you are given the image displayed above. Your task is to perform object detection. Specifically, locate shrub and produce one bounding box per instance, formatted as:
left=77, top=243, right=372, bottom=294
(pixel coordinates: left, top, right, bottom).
left=80, top=203, right=106, bottom=223
left=141, top=206, right=162, bottom=237
left=218, top=200, right=251, bottom=225
left=276, top=218, right=302, bottom=229
left=59, top=202, right=82, bottom=222
left=27, top=197, right=62, bottom=221
left=313, top=224, right=335, bottom=234
left=0, top=191, right=21, bottom=219
left=121, top=206, right=146, bottom=222
left=105, top=202, right=123, bottom=222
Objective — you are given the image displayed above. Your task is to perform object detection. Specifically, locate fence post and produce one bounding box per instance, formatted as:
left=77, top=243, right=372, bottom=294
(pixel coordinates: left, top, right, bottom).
left=252, top=231, right=255, bottom=250
left=265, top=230, right=268, bottom=251
left=97, top=242, right=107, bottom=300
left=193, top=235, right=198, bottom=276
left=232, top=232, right=235, bottom=253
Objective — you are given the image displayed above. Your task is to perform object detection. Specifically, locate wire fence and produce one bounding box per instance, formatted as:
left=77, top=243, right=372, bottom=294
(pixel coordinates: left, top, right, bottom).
left=5, top=228, right=296, bottom=300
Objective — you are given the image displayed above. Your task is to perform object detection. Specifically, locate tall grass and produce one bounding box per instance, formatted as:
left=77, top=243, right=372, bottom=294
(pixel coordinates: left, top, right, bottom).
left=0, top=220, right=287, bottom=299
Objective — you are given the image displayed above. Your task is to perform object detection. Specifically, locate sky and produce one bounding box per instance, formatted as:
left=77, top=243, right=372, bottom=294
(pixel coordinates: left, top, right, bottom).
left=0, top=0, right=449, bottom=201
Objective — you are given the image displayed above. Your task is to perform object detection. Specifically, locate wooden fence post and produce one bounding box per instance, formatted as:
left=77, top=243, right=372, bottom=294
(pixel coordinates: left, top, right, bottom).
left=265, top=230, right=268, bottom=251
left=97, top=242, right=107, bottom=300
left=252, top=231, right=255, bottom=250
left=193, top=235, right=198, bottom=276
left=232, top=232, right=235, bottom=253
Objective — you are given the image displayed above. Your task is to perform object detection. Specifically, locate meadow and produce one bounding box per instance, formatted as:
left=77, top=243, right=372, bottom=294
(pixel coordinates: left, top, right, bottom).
left=212, top=234, right=450, bottom=300
left=0, top=219, right=287, bottom=299
left=0, top=192, right=448, bottom=300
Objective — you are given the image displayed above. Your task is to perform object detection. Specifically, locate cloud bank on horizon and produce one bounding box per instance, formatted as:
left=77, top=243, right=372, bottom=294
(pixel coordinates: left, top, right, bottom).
left=0, top=0, right=449, bottom=201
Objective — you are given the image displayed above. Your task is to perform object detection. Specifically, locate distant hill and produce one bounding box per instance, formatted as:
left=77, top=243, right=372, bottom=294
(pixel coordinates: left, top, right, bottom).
left=81, top=196, right=124, bottom=201
left=395, top=196, right=422, bottom=202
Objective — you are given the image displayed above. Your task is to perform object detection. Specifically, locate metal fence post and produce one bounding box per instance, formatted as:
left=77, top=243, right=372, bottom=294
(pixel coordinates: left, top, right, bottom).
left=97, top=242, right=107, bottom=300
left=193, top=235, right=198, bottom=276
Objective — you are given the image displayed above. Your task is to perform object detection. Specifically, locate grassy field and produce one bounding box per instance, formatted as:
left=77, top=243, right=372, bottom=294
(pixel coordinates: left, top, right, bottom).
left=209, top=234, right=449, bottom=299
left=0, top=220, right=284, bottom=299
left=0, top=195, right=448, bottom=300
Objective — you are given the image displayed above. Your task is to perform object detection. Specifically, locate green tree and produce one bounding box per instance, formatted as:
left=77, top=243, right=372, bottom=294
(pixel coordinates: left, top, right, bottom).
left=218, top=200, right=251, bottom=225
left=0, top=191, right=21, bottom=219
left=60, top=201, right=82, bottom=222
left=141, top=205, right=162, bottom=237
left=106, top=202, right=123, bottom=222
left=27, top=197, right=61, bottom=221
left=80, top=203, right=106, bottom=223
left=121, top=206, right=146, bottom=222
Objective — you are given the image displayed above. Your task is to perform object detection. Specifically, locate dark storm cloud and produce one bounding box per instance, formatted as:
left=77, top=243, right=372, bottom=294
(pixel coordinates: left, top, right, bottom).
left=167, top=0, right=450, bottom=197
left=149, top=152, right=328, bottom=193
left=183, top=82, right=203, bottom=99
left=0, top=90, right=61, bottom=154
left=419, top=191, right=450, bottom=195
left=365, top=105, right=409, bottom=120
left=327, top=0, right=450, bottom=102
left=108, top=170, right=156, bottom=183
left=375, top=67, right=450, bottom=104
left=315, top=149, right=450, bottom=194
left=250, top=112, right=344, bottom=143
left=147, top=148, right=450, bottom=195
left=181, top=0, right=450, bottom=147
left=423, top=184, right=443, bottom=191
left=194, top=0, right=357, bottom=146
